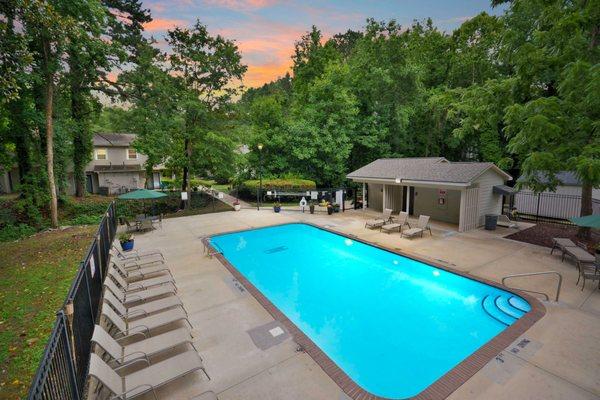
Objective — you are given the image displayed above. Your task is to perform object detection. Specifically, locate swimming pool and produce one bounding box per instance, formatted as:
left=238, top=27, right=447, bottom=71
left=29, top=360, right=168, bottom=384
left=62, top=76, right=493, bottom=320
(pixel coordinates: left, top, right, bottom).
left=209, top=223, right=541, bottom=399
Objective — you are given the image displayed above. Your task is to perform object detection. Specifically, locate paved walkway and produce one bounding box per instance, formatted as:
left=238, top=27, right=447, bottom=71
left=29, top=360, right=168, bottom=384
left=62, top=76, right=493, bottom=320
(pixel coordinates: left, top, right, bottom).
left=201, top=186, right=251, bottom=209
left=110, top=209, right=600, bottom=400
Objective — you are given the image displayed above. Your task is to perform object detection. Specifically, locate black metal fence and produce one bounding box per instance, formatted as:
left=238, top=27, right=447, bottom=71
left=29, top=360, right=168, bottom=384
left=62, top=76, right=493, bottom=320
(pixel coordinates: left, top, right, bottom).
left=28, top=202, right=117, bottom=400
left=510, top=191, right=600, bottom=224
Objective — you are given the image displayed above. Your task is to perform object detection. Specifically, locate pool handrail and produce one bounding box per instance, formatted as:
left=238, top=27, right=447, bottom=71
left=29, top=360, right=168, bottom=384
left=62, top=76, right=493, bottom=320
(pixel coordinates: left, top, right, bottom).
left=501, top=271, right=563, bottom=302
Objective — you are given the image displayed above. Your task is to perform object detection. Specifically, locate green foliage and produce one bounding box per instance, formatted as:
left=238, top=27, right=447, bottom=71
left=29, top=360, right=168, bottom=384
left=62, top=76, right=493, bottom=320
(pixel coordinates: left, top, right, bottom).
left=160, top=177, right=215, bottom=190
left=0, top=223, right=37, bottom=242
left=240, top=178, right=316, bottom=191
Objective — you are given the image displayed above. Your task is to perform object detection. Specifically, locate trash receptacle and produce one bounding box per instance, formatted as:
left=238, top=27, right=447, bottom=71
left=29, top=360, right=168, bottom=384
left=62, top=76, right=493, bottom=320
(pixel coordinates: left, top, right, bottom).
left=485, top=214, right=498, bottom=230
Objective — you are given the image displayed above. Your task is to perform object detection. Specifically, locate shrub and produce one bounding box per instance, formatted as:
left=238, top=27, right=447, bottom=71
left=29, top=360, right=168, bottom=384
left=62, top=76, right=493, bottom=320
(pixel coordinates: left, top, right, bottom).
left=237, top=178, right=316, bottom=200
left=0, top=224, right=37, bottom=242
left=160, top=177, right=214, bottom=190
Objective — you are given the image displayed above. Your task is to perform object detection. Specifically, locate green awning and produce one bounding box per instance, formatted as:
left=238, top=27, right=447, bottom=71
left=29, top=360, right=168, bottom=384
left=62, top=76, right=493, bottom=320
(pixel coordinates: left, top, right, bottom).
left=569, top=214, right=600, bottom=228
left=117, top=189, right=167, bottom=200
left=493, top=185, right=517, bottom=196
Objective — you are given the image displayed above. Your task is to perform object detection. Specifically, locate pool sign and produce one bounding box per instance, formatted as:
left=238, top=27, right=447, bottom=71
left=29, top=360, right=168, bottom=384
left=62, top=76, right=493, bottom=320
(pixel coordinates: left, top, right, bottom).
left=89, top=256, right=96, bottom=278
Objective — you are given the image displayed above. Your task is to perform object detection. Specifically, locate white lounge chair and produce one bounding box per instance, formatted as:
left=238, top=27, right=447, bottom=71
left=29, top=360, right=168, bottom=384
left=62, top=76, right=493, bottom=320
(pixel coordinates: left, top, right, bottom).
left=103, top=290, right=185, bottom=320
left=104, top=278, right=176, bottom=306
left=88, top=351, right=206, bottom=400
left=108, top=269, right=176, bottom=293
left=402, top=215, right=432, bottom=238
left=112, top=245, right=164, bottom=262
left=497, top=214, right=518, bottom=229
left=101, top=302, right=192, bottom=339
left=91, top=324, right=198, bottom=367
left=365, top=208, right=393, bottom=229
left=381, top=211, right=410, bottom=233
left=110, top=261, right=173, bottom=281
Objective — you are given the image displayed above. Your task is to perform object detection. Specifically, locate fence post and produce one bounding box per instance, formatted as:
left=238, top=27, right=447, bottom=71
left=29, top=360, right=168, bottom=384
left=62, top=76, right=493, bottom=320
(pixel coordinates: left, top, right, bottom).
left=536, top=193, right=541, bottom=222
left=64, top=301, right=78, bottom=375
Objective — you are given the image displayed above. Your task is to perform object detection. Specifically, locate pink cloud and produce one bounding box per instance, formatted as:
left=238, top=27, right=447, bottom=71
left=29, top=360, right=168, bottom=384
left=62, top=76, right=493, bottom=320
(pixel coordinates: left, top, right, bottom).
left=143, top=18, right=188, bottom=32
left=203, top=0, right=278, bottom=10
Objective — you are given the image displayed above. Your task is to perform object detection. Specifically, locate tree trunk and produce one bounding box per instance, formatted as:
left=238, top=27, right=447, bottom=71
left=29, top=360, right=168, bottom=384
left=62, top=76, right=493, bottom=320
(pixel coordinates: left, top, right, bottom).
left=144, top=163, right=153, bottom=189
left=578, top=182, right=593, bottom=240
left=42, top=38, right=58, bottom=228
left=180, top=138, right=190, bottom=209
left=185, top=138, right=192, bottom=210
left=69, top=54, right=92, bottom=198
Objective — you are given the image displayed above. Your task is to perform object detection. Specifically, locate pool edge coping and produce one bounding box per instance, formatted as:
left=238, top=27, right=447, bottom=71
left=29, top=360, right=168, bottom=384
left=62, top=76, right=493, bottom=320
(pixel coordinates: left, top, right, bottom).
left=203, top=222, right=546, bottom=400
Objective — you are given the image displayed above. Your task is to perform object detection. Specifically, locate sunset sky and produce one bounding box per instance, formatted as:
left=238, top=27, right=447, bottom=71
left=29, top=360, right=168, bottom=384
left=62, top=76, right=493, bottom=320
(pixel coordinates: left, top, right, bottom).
left=142, top=0, right=504, bottom=87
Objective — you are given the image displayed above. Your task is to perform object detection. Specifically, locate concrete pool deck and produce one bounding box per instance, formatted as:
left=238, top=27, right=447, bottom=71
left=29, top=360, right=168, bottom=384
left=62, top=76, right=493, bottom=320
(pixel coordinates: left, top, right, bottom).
left=115, top=208, right=600, bottom=400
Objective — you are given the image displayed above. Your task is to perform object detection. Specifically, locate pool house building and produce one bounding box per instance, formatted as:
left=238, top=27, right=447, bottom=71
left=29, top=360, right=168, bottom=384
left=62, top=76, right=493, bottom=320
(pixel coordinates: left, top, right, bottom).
left=347, top=157, right=514, bottom=232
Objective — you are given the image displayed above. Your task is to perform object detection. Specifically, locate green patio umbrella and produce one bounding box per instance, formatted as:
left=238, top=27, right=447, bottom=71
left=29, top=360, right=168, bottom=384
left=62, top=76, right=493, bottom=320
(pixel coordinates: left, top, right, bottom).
left=569, top=214, right=600, bottom=228
left=118, top=189, right=167, bottom=217
left=117, top=189, right=167, bottom=200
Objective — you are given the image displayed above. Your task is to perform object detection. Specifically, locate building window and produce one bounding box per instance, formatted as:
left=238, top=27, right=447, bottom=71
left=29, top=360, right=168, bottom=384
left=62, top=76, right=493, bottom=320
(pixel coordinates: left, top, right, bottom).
left=95, top=148, right=107, bottom=160
left=127, top=148, right=138, bottom=160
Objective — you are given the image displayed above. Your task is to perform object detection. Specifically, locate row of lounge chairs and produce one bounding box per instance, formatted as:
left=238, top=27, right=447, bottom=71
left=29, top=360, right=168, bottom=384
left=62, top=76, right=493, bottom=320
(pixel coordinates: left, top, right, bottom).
left=88, top=247, right=217, bottom=400
left=365, top=209, right=432, bottom=238
left=551, top=238, right=599, bottom=290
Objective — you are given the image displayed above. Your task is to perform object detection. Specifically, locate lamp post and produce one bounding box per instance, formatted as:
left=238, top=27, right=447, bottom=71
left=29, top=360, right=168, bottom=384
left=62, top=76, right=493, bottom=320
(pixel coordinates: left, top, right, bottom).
left=257, top=143, right=263, bottom=210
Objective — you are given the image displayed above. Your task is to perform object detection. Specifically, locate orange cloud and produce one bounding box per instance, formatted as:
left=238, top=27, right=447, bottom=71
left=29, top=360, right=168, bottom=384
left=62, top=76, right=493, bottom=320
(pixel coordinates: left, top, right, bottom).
left=244, top=62, right=291, bottom=87
left=143, top=18, right=188, bottom=32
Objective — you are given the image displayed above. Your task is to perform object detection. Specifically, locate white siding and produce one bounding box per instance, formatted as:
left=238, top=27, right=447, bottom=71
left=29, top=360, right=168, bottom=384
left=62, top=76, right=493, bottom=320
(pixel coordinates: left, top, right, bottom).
left=459, top=187, right=479, bottom=232
left=474, top=169, right=504, bottom=226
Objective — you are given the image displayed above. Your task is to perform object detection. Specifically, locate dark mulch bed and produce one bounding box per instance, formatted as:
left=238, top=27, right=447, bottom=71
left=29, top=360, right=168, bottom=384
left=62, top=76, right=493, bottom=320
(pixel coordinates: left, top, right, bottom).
left=506, top=222, right=600, bottom=251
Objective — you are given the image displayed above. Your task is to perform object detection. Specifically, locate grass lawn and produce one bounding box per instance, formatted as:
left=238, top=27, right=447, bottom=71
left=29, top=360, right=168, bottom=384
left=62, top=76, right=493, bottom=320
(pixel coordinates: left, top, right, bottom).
left=0, top=225, right=95, bottom=400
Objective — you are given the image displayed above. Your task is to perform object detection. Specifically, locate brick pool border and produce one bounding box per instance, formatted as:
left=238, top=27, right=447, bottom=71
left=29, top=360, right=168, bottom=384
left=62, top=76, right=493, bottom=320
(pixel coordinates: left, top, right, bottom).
left=203, top=222, right=546, bottom=400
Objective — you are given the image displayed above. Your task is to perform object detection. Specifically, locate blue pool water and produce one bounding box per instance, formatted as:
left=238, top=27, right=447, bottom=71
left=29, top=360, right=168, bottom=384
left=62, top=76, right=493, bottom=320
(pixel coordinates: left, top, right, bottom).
left=210, top=223, right=531, bottom=399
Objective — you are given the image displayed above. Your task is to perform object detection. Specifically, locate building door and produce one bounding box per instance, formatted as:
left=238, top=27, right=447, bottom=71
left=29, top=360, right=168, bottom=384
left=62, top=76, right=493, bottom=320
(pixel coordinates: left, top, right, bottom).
left=402, top=186, right=416, bottom=215
left=85, top=174, right=93, bottom=193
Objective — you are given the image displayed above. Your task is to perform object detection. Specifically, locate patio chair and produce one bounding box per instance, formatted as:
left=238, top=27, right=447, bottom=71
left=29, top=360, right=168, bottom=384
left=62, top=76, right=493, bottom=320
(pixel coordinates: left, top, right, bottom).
left=101, top=302, right=192, bottom=339
left=112, top=245, right=164, bottom=262
left=103, top=289, right=185, bottom=320
left=577, top=262, right=600, bottom=291
left=122, top=218, right=138, bottom=233
left=139, top=219, right=154, bottom=232
left=104, top=278, right=176, bottom=307
left=110, top=261, right=173, bottom=282
left=497, top=214, right=518, bottom=229
left=381, top=211, right=410, bottom=234
left=108, top=269, right=176, bottom=293
left=88, top=351, right=206, bottom=400
left=550, top=238, right=577, bottom=260
left=402, top=215, right=432, bottom=238
left=365, top=208, right=393, bottom=229
left=91, top=324, right=199, bottom=367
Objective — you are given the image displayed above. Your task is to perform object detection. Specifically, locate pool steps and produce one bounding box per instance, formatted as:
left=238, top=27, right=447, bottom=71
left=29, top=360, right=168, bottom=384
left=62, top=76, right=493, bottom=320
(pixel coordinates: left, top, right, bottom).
left=482, top=295, right=530, bottom=326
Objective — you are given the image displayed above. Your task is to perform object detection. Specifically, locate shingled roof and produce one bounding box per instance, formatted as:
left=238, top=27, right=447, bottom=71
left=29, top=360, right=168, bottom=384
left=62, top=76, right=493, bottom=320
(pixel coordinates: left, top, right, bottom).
left=93, top=133, right=136, bottom=147
left=347, top=157, right=511, bottom=184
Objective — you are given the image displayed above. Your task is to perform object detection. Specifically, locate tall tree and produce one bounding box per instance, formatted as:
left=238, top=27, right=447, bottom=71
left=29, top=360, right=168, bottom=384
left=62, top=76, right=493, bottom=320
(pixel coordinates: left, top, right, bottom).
left=502, top=0, right=599, bottom=238
left=166, top=20, right=246, bottom=207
